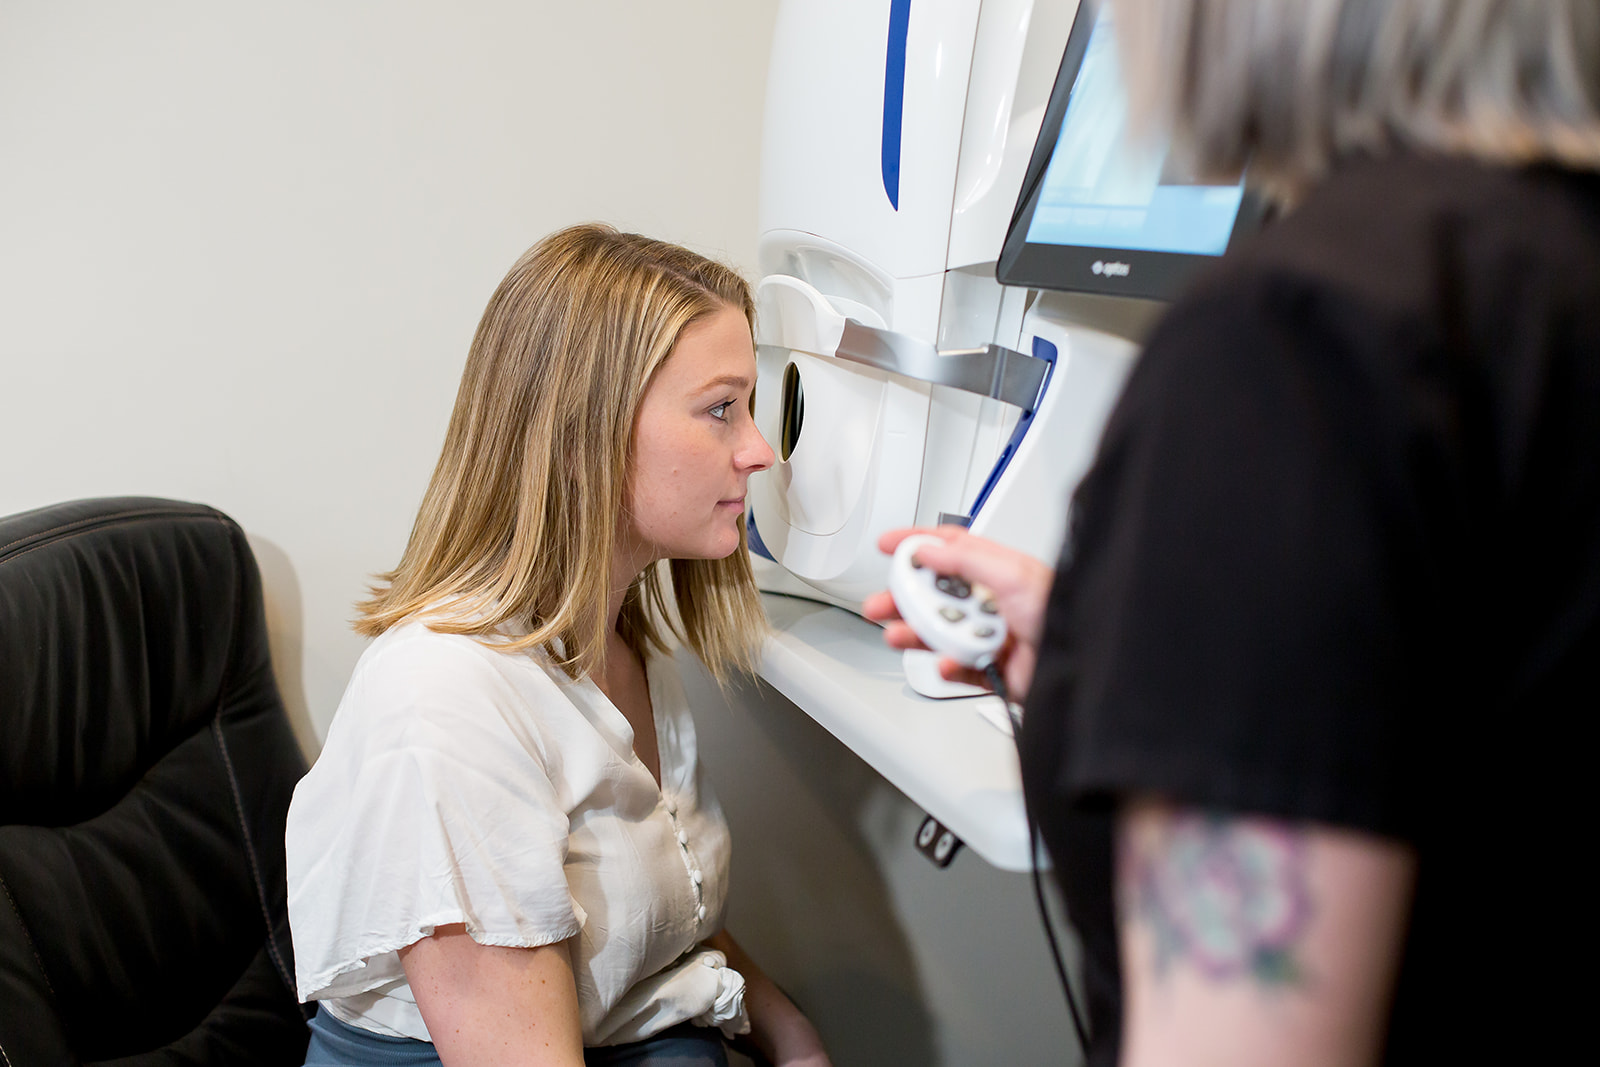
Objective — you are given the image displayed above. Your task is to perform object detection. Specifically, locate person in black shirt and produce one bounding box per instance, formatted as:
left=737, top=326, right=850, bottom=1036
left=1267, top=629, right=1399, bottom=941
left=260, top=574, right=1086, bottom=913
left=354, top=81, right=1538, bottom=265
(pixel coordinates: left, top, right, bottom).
left=865, top=2, right=1600, bottom=1064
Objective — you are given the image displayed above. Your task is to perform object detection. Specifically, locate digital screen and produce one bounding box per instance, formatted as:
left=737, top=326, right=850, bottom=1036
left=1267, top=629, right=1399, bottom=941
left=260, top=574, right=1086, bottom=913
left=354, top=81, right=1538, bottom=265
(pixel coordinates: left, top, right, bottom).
left=1023, top=5, right=1246, bottom=258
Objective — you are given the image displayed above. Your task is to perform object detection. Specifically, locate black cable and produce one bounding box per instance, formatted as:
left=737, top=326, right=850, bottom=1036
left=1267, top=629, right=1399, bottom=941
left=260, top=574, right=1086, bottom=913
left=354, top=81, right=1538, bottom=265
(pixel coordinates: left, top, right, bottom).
left=984, top=662, right=1091, bottom=1055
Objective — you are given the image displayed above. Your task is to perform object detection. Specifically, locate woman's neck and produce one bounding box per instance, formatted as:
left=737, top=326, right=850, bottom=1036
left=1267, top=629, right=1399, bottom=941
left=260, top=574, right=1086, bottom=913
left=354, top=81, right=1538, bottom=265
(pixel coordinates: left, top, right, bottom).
left=608, top=532, right=655, bottom=634
left=606, top=581, right=630, bottom=636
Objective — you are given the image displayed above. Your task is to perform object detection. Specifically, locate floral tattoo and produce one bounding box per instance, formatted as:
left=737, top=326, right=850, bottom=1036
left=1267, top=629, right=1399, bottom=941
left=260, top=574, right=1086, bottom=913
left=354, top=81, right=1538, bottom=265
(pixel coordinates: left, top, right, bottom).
left=1122, top=813, right=1311, bottom=986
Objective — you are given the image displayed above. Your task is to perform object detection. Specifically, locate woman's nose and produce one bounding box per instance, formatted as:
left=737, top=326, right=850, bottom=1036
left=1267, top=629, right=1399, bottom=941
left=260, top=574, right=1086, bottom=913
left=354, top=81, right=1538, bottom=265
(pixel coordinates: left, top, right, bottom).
left=741, top=418, right=775, bottom=473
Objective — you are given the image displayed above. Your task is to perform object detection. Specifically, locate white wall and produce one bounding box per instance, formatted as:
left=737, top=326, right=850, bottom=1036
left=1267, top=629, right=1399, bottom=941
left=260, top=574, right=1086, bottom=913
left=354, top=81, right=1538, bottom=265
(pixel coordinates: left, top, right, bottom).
left=0, top=0, right=776, bottom=750
left=1, top=6, right=1087, bottom=1063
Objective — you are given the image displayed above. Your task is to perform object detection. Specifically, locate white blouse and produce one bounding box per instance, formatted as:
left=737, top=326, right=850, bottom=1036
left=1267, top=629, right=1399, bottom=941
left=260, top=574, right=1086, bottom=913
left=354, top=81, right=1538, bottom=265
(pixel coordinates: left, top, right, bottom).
left=285, top=619, right=747, bottom=1046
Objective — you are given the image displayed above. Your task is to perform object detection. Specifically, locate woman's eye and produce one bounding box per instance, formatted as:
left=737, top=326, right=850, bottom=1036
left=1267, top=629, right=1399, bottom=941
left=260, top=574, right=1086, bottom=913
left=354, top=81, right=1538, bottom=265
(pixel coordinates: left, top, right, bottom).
left=709, top=401, right=731, bottom=421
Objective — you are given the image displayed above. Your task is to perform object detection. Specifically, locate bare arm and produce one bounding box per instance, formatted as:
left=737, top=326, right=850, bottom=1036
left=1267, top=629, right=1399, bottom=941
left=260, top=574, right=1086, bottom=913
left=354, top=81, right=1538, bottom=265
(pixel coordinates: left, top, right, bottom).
left=399, top=923, right=585, bottom=1066
left=703, top=929, right=831, bottom=1067
left=1115, top=800, right=1416, bottom=1067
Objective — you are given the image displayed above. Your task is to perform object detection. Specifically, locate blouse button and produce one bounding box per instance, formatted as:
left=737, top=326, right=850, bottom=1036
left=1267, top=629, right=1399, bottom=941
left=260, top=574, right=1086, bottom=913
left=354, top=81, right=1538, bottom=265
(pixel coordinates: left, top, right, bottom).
left=696, top=904, right=708, bottom=922
left=677, top=830, right=689, bottom=846
left=691, top=869, right=703, bottom=885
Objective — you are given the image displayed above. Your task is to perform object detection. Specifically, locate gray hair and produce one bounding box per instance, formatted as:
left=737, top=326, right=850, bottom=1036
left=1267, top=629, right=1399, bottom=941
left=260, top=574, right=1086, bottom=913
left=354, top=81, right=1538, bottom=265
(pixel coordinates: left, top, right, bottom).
left=1113, top=0, right=1600, bottom=201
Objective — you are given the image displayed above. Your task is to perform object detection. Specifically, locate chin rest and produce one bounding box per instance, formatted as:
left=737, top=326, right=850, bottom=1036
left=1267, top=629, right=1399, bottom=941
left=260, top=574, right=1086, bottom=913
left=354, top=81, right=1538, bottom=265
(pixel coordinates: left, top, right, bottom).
left=0, top=498, right=311, bottom=1064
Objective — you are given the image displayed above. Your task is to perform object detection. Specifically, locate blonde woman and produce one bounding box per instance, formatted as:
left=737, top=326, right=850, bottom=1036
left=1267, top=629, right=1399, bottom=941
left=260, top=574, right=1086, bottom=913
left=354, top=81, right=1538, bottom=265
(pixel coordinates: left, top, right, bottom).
left=868, top=1, right=1600, bottom=1064
left=287, top=225, right=829, bottom=1067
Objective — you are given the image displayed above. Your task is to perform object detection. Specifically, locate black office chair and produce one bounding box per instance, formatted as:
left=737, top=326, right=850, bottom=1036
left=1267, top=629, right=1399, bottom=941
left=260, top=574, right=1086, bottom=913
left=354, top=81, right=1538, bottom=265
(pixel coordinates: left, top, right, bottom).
left=0, top=498, right=311, bottom=1064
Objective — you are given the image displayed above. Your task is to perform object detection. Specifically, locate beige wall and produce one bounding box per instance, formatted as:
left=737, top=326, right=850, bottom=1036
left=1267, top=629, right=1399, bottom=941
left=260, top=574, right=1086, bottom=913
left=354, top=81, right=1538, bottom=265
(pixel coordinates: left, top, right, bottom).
left=0, top=0, right=776, bottom=750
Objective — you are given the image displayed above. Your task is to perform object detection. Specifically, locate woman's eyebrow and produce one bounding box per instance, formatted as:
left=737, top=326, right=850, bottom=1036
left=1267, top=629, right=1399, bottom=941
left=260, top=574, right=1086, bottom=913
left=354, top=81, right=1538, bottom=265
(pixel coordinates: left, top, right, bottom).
left=695, top=373, right=753, bottom=393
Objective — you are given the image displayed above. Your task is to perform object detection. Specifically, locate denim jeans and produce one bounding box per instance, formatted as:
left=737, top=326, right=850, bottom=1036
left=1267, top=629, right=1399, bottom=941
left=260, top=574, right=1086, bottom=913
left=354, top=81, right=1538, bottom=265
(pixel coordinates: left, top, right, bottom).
left=303, top=1005, right=730, bottom=1067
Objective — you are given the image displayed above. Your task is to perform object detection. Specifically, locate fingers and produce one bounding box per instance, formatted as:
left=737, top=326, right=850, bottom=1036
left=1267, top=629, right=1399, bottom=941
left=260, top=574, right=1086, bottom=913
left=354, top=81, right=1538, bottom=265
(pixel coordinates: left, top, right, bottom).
left=871, top=526, right=1050, bottom=698
left=876, top=525, right=965, bottom=556
left=878, top=526, right=1021, bottom=595
left=859, top=589, right=900, bottom=623
left=914, top=535, right=1040, bottom=593
left=881, top=527, right=1050, bottom=610
left=938, top=660, right=991, bottom=690
left=879, top=620, right=929, bottom=652
left=878, top=614, right=995, bottom=691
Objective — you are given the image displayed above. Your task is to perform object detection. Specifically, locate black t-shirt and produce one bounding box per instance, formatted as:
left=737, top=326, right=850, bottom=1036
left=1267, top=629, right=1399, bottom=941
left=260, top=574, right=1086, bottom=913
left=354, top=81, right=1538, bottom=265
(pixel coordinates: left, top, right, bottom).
left=1020, top=155, right=1600, bottom=1065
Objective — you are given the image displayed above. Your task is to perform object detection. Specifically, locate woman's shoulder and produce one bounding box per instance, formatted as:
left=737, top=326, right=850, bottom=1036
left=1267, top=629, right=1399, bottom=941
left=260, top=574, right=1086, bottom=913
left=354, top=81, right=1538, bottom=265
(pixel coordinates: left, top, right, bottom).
left=347, top=620, right=523, bottom=700
left=324, top=617, right=581, bottom=756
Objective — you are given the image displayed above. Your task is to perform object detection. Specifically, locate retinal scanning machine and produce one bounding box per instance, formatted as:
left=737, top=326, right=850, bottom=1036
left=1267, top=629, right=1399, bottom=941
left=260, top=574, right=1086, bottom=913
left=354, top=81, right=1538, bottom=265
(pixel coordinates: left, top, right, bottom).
left=748, top=0, right=1260, bottom=702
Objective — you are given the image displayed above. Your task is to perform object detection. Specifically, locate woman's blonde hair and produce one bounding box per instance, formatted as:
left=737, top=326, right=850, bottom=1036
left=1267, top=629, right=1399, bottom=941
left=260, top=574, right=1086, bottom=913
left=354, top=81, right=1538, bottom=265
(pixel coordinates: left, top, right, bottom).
left=1113, top=0, right=1600, bottom=200
left=357, top=224, right=766, bottom=683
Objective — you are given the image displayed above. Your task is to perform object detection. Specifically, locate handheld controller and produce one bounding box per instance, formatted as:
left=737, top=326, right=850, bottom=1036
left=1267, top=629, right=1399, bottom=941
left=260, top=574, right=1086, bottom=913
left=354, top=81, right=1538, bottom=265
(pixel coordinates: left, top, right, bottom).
left=887, top=534, right=1008, bottom=669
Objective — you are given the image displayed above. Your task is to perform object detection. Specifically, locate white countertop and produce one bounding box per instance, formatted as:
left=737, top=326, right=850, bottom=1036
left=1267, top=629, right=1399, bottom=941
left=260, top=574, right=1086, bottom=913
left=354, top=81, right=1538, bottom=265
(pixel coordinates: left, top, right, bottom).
left=756, top=590, right=1040, bottom=872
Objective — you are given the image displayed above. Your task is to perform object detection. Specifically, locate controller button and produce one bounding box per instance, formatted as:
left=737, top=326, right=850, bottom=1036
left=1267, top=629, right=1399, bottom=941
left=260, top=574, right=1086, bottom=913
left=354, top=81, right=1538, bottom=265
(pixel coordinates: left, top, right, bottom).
left=939, top=606, right=966, bottom=623
left=935, top=575, right=972, bottom=598
left=974, top=625, right=996, bottom=638
left=979, top=597, right=999, bottom=614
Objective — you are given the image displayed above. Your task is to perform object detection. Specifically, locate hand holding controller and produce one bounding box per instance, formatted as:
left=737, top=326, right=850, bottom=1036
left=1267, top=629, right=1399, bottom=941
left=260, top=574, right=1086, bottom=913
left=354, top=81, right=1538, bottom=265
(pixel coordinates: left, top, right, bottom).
left=888, top=534, right=1008, bottom=670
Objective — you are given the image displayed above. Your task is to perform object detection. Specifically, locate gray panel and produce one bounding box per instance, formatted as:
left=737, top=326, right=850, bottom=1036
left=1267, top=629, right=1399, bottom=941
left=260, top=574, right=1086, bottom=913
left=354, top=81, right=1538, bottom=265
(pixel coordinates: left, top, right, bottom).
left=679, top=651, right=1084, bottom=1067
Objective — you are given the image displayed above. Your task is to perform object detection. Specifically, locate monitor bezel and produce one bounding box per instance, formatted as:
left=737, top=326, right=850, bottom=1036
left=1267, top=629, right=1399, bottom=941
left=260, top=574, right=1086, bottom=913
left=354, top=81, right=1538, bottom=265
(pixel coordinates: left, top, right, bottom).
left=996, top=0, right=1266, bottom=300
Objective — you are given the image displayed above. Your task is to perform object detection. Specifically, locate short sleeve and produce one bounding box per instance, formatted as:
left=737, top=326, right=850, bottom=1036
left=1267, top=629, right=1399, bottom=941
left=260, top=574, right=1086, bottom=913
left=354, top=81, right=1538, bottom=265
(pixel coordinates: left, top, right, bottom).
left=287, top=630, right=584, bottom=1002
left=1025, top=270, right=1431, bottom=839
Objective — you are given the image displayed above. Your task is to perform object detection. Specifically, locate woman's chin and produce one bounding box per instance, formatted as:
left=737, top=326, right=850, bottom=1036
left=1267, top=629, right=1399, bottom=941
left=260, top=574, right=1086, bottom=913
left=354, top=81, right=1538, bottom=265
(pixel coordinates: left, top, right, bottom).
left=711, top=525, right=747, bottom=560
left=668, top=532, right=743, bottom=563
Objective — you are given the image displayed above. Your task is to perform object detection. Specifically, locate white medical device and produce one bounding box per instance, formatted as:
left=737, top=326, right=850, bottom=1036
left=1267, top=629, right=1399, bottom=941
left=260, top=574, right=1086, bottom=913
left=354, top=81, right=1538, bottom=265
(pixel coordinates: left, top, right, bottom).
left=750, top=0, right=1258, bottom=695
left=749, top=0, right=1075, bottom=604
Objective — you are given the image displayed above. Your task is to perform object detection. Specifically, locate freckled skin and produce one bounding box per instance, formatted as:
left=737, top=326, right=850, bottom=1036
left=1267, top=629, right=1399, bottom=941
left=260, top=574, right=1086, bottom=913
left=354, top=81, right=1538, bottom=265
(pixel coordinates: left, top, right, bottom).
left=400, top=923, right=583, bottom=1064
left=620, top=305, right=774, bottom=570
